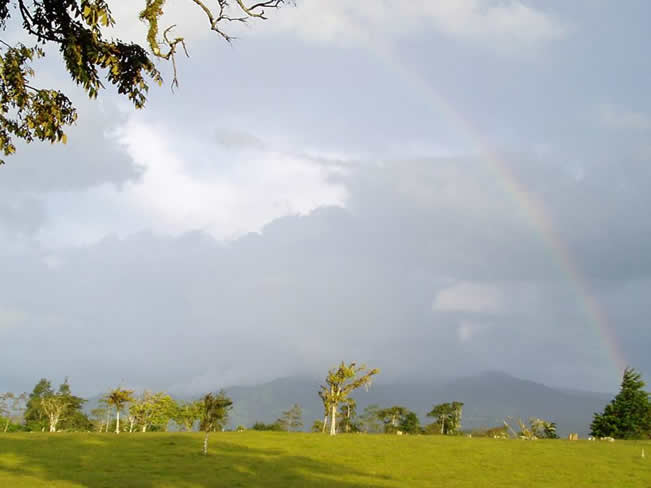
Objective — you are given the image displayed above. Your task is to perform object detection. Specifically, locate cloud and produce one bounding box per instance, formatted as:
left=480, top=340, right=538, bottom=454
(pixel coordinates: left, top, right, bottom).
left=433, top=282, right=504, bottom=314
left=4, top=149, right=651, bottom=395
left=262, top=0, right=568, bottom=48
left=37, top=115, right=348, bottom=246
left=0, top=97, right=142, bottom=193
left=597, top=104, right=651, bottom=131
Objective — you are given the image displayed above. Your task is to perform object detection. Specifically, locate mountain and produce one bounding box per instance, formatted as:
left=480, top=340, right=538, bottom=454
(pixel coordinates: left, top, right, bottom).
left=225, top=372, right=613, bottom=436
left=82, top=372, right=613, bottom=436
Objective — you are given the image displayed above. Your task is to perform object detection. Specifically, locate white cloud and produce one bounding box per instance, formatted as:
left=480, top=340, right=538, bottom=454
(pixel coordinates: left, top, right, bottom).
left=262, top=0, right=567, bottom=47
left=38, top=116, right=348, bottom=246
left=107, top=1, right=567, bottom=51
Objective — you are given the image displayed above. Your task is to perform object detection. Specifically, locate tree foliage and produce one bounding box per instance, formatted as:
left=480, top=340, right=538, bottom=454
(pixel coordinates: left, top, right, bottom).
left=377, top=406, right=409, bottom=433
left=104, top=387, right=134, bottom=434
left=277, top=403, right=303, bottom=432
left=0, top=392, right=27, bottom=432
left=426, top=401, right=464, bottom=435
left=358, top=404, right=383, bottom=434
left=0, top=0, right=288, bottom=163
left=24, top=378, right=53, bottom=431
left=398, top=411, right=421, bottom=435
left=128, top=391, right=177, bottom=432
left=591, top=367, right=651, bottom=439
left=174, top=399, right=201, bottom=432
left=319, top=361, right=379, bottom=436
left=199, top=390, right=233, bottom=455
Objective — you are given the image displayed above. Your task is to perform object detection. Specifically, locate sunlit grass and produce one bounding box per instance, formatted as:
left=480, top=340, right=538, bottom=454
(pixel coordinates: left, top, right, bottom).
left=0, top=432, right=649, bottom=487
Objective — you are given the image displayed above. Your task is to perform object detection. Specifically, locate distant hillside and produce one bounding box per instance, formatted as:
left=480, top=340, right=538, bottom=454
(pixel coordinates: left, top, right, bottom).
left=225, top=372, right=613, bottom=436
left=83, top=372, right=613, bottom=436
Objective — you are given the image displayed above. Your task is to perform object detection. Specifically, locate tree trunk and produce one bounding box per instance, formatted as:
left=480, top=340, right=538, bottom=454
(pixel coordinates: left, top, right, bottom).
left=105, top=411, right=110, bottom=432
left=115, top=410, right=120, bottom=434
left=440, top=419, right=444, bottom=435
left=329, top=405, right=337, bottom=436
left=203, top=432, right=209, bottom=455
left=322, top=414, right=327, bottom=433
left=4, top=419, right=9, bottom=432
left=142, top=424, right=147, bottom=432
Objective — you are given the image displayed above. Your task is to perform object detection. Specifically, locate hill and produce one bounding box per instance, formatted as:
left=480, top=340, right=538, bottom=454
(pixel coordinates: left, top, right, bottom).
left=225, top=372, right=613, bottom=436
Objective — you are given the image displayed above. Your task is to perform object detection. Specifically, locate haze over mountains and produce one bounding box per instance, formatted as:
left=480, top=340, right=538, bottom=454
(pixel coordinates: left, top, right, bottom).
left=217, top=371, right=612, bottom=436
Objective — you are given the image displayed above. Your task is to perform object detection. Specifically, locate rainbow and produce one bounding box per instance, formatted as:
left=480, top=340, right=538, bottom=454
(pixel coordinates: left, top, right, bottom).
left=369, top=40, right=627, bottom=375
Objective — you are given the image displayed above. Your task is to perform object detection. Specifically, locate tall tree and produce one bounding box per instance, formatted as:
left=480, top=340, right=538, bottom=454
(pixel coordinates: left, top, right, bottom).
left=338, top=398, right=357, bottom=433
left=318, top=388, right=329, bottom=433
left=320, top=361, right=379, bottom=436
left=0, top=392, right=26, bottom=432
left=24, top=378, right=53, bottom=431
left=40, top=380, right=84, bottom=433
left=0, top=0, right=288, bottom=163
left=377, top=406, right=409, bottom=433
left=277, top=403, right=303, bottom=432
left=399, top=411, right=421, bottom=435
left=591, top=367, right=651, bottom=439
left=174, top=400, right=202, bottom=432
left=427, top=402, right=464, bottom=435
left=56, top=379, right=89, bottom=431
left=358, top=404, right=383, bottom=434
left=129, top=391, right=177, bottom=432
left=104, top=388, right=134, bottom=434
left=90, top=406, right=108, bottom=432
left=199, top=390, right=233, bottom=455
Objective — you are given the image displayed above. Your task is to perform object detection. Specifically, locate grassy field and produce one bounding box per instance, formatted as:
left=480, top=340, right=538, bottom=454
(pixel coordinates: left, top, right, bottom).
left=0, top=432, right=649, bottom=487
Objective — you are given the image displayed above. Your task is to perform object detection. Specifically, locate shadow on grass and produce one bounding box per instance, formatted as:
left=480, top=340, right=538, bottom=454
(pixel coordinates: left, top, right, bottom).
left=0, top=433, right=394, bottom=488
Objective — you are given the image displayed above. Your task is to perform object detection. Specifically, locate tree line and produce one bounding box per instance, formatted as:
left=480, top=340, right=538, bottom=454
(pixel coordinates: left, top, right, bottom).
left=2, top=365, right=649, bottom=446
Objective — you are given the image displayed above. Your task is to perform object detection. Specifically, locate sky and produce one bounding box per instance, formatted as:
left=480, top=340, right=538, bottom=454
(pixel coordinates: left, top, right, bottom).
left=1, top=0, right=650, bottom=396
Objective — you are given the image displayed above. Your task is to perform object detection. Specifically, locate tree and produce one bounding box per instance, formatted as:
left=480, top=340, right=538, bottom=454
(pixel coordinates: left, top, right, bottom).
left=377, top=406, right=409, bottom=434
left=90, top=406, right=108, bottom=432
left=320, top=361, right=379, bottom=436
left=358, top=404, right=383, bottom=434
left=0, top=392, right=27, bottom=432
left=252, top=421, right=282, bottom=431
left=174, top=400, right=202, bottom=432
left=504, top=417, right=558, bottom=440
left=427, top=402, right=464, bottom=435
left=399, top=411, right=421, bottom=435
left=338, top=398, right=357, bottom=433
left=40, top=394, right=69, bottom=432
left=104, top=388, right=134, bottom=434
left=128, top=391, right=177, bottom=432
left=318, top=388, right=329, bottom=433
left=591, top=367, right=651, bottom=439
left=24, top=378, right=53, bottom=431
left=0, top=0, right=288, bottom=163
left=199, top=390, right=233, bottom=455
left=277, top=403, right=303, bottom=432
left=55, top=379, right=89, bottom=431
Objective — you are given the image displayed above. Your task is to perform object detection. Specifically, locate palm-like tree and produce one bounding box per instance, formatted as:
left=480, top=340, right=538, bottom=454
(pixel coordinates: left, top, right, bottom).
left=199, top=390, right=233, bottom=455
left=105, top=388, right=134, bottom=434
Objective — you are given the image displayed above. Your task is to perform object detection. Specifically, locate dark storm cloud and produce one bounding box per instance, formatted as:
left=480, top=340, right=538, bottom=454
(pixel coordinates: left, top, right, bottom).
left=2, top=153, right=651, bottom=396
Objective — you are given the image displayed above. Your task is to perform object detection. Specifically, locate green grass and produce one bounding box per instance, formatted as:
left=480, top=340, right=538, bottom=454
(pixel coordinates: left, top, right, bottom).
left=0, top=432, right=649, bottom=487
